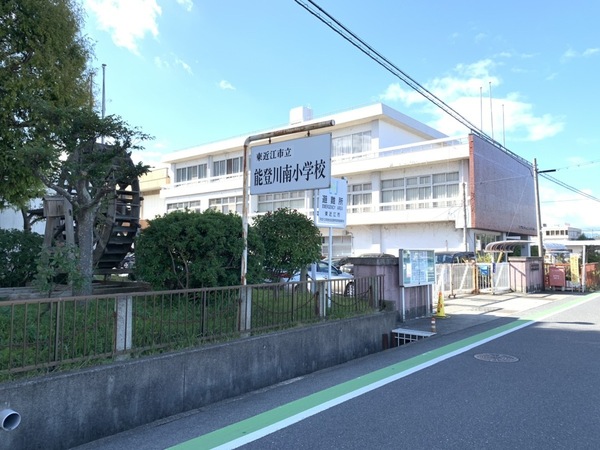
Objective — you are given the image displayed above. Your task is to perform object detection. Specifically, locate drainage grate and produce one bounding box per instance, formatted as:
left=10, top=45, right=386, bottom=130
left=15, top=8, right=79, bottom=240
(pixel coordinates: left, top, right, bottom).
left=474, top=353, right=519, bottom=363
left=391, top=328, right=436, bottom=346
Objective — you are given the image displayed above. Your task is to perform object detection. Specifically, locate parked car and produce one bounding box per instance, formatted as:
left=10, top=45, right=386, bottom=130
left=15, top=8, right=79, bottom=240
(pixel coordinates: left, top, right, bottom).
left=332, top=253, right=396, bottom=275
left=330, top=256, right=354, bottom=274
left=435, top=251, right=475, bottom=264
left=289, top=260, right=355, bottom=296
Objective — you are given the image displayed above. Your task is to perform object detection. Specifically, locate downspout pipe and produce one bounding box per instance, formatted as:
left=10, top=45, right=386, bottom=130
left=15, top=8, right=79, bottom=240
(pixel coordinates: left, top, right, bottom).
left=1, top=409, right=21, bottom=431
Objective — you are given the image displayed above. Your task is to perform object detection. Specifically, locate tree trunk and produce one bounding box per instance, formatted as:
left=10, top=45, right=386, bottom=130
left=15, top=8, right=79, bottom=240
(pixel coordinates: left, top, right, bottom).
left=75, top=209, right=95, bottom=296
left=20, top=207, right=31, bottom=233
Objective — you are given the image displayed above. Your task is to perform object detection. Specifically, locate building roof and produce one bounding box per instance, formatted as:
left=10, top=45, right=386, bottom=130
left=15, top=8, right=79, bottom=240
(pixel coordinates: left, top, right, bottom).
left=161, top=103, right=447, bottom=164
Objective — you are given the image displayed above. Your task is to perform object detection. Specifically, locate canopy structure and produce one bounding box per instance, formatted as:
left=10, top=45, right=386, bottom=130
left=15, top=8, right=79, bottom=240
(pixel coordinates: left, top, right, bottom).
left=484, top=240, right=532, bottom=253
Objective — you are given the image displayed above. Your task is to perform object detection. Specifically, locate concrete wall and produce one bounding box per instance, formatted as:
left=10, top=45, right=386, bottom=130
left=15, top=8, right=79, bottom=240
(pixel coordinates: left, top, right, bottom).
left=349, top=256, right=431, bottom=321
left=508, top=257, right=544, bottom=293
left=0, top=311, right=397, bottom=450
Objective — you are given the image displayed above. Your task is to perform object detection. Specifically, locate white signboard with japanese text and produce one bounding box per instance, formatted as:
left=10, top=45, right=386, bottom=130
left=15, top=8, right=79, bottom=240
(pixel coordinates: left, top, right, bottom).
left=399, top=249, right=435, bottom=286
left=250, top=134, right=332, bottom=195
left=316, top=178, right=347, bottom=228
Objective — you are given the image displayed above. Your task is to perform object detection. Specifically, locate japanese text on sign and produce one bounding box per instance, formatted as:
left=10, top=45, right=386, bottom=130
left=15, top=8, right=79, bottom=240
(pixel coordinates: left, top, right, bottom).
left=253, top=159, right=328, bottom=187
left=250, top=134, right=332, bottom=195
left=316, top=178, right=347, bottom=228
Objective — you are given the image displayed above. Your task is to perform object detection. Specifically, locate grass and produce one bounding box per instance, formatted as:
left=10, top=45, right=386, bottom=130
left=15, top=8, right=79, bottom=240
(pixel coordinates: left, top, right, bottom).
left=0, top=281, right=379, bottom=381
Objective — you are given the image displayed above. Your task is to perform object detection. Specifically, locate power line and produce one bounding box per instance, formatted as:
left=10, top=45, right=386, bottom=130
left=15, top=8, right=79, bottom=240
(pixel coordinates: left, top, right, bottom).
left=295, top=0, right=600, bottom=205
left=552, top=158, right=600, bottom=171
left=540, top=172, right=600, bottom=202
left=294, top=0, right=529, bottom=168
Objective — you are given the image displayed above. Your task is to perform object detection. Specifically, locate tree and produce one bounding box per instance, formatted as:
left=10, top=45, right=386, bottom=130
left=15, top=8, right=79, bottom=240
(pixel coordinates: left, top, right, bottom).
left=0, top=229, right=43, bottom=287
left=577, top=233, right=600, bottom=263
left=134, top=209, right=265, bottom=290
left=252, top=208, right=322, bottom=281
left=27, top=108, right=151, bottom=295
left=0, top=0, right=92, bottom=215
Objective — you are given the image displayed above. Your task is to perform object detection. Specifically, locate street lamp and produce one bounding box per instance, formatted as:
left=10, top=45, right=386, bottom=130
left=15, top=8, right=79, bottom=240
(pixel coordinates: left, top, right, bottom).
left=533, top=158, right=556, bottom=290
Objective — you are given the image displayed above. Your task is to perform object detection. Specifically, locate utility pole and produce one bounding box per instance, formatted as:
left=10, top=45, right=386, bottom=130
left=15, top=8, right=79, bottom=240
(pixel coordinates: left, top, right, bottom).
left=101, top=64, right=106, bottom=145
left=533, top=158, right=556, bottom=290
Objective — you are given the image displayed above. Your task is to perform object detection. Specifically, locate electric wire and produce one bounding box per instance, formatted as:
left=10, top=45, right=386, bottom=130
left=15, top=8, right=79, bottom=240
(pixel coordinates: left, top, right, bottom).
left=294, top=0, right=529, bottom=168
left=295, top=0, right=600, bottom=205
left=540, top=172, right=600, bottom=202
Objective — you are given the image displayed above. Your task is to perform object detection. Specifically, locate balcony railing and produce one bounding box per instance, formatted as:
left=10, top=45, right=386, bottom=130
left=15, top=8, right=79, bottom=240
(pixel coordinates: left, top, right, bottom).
left=162, top=136, right=469, bottom=193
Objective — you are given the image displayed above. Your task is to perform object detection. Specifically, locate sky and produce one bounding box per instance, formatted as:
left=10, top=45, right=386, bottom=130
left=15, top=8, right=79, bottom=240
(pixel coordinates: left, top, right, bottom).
left=82, top=0, right=600, bottom=232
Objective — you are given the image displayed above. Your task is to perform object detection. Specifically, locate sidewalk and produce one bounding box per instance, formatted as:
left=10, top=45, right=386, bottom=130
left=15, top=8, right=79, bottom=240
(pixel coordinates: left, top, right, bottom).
left=398, top=291, right=584, bottom=336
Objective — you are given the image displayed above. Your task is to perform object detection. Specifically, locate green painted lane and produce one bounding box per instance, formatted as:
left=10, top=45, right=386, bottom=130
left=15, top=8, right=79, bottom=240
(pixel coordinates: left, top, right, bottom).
left=170, top=293, right=597, bottom=450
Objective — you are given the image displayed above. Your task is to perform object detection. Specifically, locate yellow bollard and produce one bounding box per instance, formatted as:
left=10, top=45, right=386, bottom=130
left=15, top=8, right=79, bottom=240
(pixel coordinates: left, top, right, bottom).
left=435, top=291, right=448, bottom=318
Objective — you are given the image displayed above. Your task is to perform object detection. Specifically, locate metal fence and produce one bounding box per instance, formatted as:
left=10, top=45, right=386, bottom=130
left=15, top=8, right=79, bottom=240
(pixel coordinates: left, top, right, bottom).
left=0, top=276, right=383, bottom=380
left=435, top=263, right=510, bottom=297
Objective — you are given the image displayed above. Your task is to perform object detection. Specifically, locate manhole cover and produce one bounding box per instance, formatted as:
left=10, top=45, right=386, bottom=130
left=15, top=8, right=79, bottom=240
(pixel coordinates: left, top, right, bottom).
left=474, top=353, right=519, bottom=363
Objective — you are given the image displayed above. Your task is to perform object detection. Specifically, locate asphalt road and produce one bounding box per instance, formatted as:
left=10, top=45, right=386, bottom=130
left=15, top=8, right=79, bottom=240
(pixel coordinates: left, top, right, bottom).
left=74, top=292, right=600, bottom=450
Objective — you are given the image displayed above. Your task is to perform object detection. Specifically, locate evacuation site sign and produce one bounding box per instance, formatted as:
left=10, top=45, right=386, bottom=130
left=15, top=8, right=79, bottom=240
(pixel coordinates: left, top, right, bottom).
left=250, top=134, right=332, bottom=195
left=316, top=177, right=347, bottom=229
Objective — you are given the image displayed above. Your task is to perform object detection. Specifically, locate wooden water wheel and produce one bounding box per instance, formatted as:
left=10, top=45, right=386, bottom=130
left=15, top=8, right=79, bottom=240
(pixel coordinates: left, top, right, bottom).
left=41, top=153, right=142, bottom=275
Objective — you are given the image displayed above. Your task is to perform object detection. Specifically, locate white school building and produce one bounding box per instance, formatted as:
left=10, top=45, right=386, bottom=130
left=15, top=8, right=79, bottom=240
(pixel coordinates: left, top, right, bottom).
left=147, top=103, right=537, bottom=258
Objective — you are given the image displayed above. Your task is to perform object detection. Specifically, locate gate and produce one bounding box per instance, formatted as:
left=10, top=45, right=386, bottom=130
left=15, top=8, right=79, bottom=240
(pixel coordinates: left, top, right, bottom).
left=435, top=262, right=510, bottom=297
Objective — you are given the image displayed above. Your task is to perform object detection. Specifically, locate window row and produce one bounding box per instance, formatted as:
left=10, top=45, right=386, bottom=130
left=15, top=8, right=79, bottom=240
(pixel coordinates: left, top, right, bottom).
left=166, top=200, right=202, bottom=212
left=167, top=197, right=244, bottom=214
left=175, top=157, right=244, bottom=183
left=349, top=172, right=460, bottom=211
left=332, top=131, right=371, bottom=157
left=167, top=171, right=460, bottom=215
left=257, top=190, right=306, bottom=212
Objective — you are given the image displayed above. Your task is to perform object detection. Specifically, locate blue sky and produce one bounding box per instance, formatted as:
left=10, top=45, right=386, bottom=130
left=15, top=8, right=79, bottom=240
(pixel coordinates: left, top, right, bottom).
left=83, top=0, right=600, bottom=231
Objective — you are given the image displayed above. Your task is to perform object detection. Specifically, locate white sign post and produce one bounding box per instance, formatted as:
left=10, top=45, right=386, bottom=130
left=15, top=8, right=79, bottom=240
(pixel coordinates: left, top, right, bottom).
left=316, top=178, right=348, bottom=308
left=316, top=177, right=347, bottom=229
left=250, top=134, right=332, bottom=195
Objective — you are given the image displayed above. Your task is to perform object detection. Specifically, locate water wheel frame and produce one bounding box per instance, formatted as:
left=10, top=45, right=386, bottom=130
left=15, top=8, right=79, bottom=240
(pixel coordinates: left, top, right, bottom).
left=93, top=174, right=141, bottom=273
left=42, top=154, right=142, bottom=275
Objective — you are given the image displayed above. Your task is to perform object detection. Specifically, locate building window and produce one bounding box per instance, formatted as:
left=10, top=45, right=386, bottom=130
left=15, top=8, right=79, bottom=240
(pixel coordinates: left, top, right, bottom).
left=209, top=196, right=243, bottom=214
left=332, top=131, right=371, bottom=157
left=175, top=164, right=208, bottom=183
left=321, top=235, right=353, bottom=258
left=405, top=176, right=430, bottom=209
left=381, top=178, right=405, bottom=211
left=213, top=157, right=243, bottom=177
left=381, top=171, right=459, bottom=210
left=166, top=200, right=202, bottom=212
left=432, top=172, right=459, bottom=207
left=257, top=190, right=305, bottom=213
left=348, top=183, right=372, bottom=213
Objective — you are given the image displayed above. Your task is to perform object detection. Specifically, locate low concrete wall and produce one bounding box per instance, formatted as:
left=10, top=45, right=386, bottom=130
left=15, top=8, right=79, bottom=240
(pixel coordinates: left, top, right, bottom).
left=508, top=257, right=543, bottom=293
left=0, top=311, right=397, bottom=450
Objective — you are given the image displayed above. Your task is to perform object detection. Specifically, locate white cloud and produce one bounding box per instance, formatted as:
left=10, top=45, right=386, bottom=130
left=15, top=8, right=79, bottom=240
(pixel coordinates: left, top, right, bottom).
left=154, top=55, right=192, bottom=75
left=561, top=47, right=599, bottom=62
left=86, top=0, right=162, bottom=54
left=175, top=58, right=193, bottom=75
left=583, top=48, right=600, bottom=57
left=379, top=59, right=564, bottom=141
left=176, top=0, right=194, bottom=12
left=154, top=56, right=170, bottom=70
left=539, top=184, right=600, bottom=229
left=218, top=80, right=236, bottom=91
left=474, top=33, right=487, bottom=44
